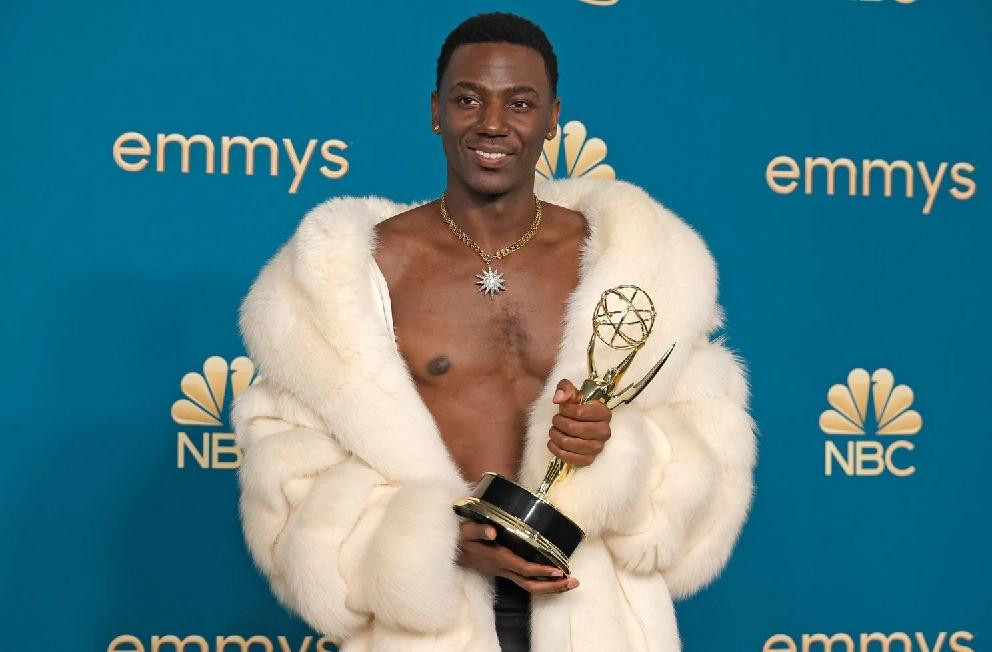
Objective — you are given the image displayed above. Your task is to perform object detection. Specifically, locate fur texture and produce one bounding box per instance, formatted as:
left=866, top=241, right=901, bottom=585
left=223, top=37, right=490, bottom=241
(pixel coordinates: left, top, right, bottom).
left=231, top=176, right=758, bottom=651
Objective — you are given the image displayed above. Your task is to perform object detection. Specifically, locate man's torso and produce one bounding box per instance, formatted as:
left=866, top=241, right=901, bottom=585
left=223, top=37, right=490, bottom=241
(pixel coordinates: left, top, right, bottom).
left=372, top=199, right=588, bottom=484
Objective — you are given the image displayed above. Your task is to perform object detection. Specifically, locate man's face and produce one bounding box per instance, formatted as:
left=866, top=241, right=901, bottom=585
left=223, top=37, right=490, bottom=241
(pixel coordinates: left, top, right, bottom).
left=432, top=42, right=560, bottom=197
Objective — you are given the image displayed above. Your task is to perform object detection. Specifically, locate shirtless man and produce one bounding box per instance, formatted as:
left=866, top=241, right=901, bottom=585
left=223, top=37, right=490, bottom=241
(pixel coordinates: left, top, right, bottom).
left=233, top=11, right=756, bottom=652
left=371, top=15, right=610, bottom=649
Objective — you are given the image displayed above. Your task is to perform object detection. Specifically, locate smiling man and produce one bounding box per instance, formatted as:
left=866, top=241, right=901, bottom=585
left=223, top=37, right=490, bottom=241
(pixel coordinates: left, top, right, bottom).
left=232, top=11, right=757, bottom=652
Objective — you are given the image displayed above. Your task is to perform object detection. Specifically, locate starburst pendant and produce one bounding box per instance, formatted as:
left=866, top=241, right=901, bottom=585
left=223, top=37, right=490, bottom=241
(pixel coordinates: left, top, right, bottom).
left=475, top=264, right=506, bottom=297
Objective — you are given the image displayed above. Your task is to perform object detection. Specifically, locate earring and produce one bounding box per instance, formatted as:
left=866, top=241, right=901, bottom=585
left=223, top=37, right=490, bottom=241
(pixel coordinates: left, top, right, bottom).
left=433, top=124, right=441, bottom=133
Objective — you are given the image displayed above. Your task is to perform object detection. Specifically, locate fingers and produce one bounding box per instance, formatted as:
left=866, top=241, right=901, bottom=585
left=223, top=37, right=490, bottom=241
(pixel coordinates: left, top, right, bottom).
left=548, top=411, right=610, bottom=467
left=478, top=539, right=568, bottom=580
left=460, top=520, right=497, bottom=543
left=551, top=413, right=611, bottom=441
left=549, top=379, right=611, bottom=468
left=548, top=438, right=595, bottom=467
left=552, top=378, right=579, bottom=405
left=548, top=425, right=605, bottom=457
left=459, top=524, right=565, bottom=578
left=552, top=379, right=612, bottom=423
left=457, top=526, right=581, bottom=594
left=502, top=569, right=580, bottom=594
left=491, top=546, right=566, bottom=579
left=557, top=400, right=612, bottom=423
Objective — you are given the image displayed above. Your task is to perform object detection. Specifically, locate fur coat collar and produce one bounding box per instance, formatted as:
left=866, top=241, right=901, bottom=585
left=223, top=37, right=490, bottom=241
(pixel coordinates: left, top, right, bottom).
left=238, top=176, right=721, bottom=533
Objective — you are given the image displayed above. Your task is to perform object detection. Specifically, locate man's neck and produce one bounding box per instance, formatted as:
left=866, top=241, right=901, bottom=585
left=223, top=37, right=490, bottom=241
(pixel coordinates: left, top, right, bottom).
left=441, top=180, right=540, bottom=252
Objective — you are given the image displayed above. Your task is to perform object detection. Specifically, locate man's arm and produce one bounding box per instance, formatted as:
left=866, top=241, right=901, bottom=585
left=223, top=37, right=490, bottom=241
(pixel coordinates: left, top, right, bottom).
left=603, top=333, right=758, bottom=599
left=232, top=378, right=467, bottom=639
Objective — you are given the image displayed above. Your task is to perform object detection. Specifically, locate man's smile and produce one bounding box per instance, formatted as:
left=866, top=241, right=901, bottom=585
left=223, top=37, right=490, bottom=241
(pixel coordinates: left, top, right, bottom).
left=468, top=145, right=513, bottom=168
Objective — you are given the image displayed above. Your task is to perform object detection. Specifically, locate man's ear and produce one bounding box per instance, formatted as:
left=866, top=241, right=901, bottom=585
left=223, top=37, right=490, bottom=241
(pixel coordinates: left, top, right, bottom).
left=430, top=90, right=439, bottom=127
left=548, top=96, right=561, bottom=137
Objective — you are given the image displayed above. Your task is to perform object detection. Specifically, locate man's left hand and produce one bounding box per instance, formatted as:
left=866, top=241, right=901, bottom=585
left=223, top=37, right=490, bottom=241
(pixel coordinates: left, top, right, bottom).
left=548, top=378, right=612, bottom=467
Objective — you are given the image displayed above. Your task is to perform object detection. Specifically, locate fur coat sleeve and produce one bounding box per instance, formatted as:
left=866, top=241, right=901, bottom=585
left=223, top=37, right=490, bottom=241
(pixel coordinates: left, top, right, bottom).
left=231, top=378, right=468, bottom=640
left=601, top=332, right=757, bottom=599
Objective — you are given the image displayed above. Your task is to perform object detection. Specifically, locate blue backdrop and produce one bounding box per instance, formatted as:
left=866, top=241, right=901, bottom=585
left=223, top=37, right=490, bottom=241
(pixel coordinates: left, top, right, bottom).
left=1, top=1, right=988, bottom=650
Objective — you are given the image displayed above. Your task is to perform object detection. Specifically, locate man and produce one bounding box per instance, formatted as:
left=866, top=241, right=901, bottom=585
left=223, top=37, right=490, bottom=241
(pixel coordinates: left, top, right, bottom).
left=232, top=11, right=757, bottom=652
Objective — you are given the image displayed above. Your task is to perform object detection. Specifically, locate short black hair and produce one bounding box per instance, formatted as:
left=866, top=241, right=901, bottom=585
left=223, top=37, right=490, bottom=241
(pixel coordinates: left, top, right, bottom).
left=436, top=12, right=559, bottom=100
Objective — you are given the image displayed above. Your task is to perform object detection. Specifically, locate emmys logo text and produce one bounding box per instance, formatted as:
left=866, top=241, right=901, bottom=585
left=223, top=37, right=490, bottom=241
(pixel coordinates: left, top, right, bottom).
left=765, top=155, right=976, bottom=215
left=112, top=131, right=350, bottom=194
left=819, top=368, right=922, bottom=477
left=172, top=355, right=255, bottom=470
left=763, top=630, right=974, bottom=652
left=108, top=634, right=339, bottom=652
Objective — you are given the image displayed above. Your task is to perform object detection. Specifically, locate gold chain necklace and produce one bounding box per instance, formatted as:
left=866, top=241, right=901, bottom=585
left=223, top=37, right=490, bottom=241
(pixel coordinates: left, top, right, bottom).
left=438, top=190, right=542, bottom=297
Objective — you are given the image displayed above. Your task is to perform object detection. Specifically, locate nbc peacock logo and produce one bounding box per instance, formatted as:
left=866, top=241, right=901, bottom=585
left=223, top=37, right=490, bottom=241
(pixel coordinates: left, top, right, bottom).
left=820, top=368, right=922, bottom=477
left=171, top=355, right=255, bottom=470
left=535, top=120, right=616, bottom=181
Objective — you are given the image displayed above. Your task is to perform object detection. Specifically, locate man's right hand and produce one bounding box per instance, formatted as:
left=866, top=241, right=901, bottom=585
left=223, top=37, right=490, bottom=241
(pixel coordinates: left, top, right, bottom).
left=455, top=521, right=580, bottom=594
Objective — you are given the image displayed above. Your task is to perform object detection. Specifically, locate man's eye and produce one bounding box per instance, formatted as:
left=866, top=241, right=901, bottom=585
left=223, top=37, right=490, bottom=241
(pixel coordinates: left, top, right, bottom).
left=457, top=96, right=479, bottom=106
left=510, top=100, right=531, bottom=109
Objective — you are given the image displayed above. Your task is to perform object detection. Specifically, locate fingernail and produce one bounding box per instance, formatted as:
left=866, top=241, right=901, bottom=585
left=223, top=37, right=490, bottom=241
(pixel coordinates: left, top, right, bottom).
left=554, top=389, right=565, bottom=401
left=551, top=569, right=565, bottom=577
left=567, top=578, right=579, bottom=589
left=486, top=527, right=496, bottom=539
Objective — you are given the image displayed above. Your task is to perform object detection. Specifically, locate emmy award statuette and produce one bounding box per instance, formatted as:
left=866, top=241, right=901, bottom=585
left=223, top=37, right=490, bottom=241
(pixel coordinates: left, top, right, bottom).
left=453, top=285, right=676, bottom=574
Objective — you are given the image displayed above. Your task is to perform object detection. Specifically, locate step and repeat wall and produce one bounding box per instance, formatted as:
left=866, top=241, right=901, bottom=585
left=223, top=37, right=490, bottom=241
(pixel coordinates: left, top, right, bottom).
left=2, top=1, right=988, bottom=650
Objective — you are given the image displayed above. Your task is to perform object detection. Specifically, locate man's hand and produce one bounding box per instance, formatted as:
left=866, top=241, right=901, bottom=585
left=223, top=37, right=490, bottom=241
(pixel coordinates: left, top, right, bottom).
left=548, top=378, right=612, bottom=467
left=456, top=521, right=579, bottom=594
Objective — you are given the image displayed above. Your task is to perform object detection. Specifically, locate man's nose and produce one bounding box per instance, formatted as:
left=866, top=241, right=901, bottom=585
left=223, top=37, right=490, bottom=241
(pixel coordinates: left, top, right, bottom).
left=477, top=101, right=508, bottom=136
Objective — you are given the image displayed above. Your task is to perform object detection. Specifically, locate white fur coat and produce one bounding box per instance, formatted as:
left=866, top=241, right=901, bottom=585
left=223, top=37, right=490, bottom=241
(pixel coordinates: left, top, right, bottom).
left=231, top=176, right=758, bottom=651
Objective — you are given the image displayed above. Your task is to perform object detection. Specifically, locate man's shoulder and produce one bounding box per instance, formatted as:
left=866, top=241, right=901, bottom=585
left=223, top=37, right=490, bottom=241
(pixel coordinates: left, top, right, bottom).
left=370, top=200, right=444, bottom=285
left=372, top=201, right=438, bottom=250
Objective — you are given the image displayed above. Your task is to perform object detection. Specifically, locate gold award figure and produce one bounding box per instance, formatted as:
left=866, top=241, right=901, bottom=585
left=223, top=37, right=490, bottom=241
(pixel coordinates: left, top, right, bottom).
left=454, top=284, right=676, bottom=574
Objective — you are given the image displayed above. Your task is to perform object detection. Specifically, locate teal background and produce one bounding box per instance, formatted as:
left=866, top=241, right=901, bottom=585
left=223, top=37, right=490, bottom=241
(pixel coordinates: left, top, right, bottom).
left=1, top=0, right=988, bottom=649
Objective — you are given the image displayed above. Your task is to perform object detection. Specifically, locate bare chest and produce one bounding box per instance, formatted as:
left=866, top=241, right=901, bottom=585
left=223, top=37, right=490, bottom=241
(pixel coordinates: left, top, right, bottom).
left=372, top=202, right=588, bottom=482
left=390, top=260, right=572, bottom=389
left=386, top=251, right=581, bottom=482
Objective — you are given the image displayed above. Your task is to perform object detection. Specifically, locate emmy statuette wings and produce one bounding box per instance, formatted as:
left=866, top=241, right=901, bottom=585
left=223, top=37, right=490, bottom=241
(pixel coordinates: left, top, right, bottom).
left=438, top=190, right=542, bottom=297
left=453, top=284, right=677, bottom=574
left=536, top=285, right=676, bottom=496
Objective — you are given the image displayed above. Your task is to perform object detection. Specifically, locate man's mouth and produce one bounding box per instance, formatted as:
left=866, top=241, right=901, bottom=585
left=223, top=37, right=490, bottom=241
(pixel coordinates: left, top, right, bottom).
left=469, top=146, right=512, bottom=167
